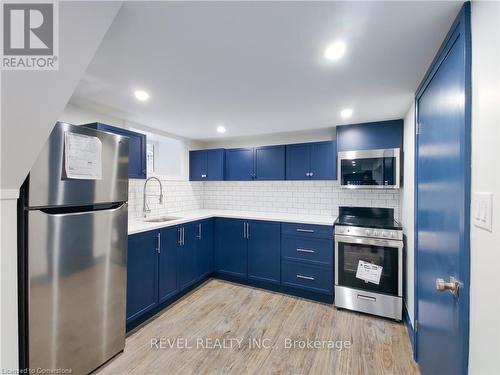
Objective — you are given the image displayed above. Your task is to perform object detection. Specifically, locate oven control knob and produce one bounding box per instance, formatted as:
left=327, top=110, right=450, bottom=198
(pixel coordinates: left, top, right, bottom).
left=373, top=230, right=380, bottom=236
left=365, top=229, right=372, bottom=236
left=337, top=226, right=344, bottom=233
left=382, top=231, right=389, bottom=237
left=391, top=232, right=396, bottom=238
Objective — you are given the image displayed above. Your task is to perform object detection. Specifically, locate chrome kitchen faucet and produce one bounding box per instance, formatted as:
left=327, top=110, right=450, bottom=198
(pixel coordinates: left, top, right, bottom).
left=143, top=176, right=163, bottom=217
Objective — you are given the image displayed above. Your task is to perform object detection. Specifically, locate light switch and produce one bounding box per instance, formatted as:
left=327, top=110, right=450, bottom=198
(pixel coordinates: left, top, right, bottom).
left=473, top=192, right=493, bottom=232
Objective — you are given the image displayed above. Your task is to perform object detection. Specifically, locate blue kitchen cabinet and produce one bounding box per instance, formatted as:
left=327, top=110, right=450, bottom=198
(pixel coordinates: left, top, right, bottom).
left=254, top=145, right=286, bottom=180
left=189, top=149, right=225, bottom=181
left=214, top=218, right=248, bottom=277
left=197, top=219, right=214, bottom=279
left=225, top=146, right=285, bottom=181
left=286, top=141, right=336, bottom=180
left=247, top=220, right=281, bottom=284
left=158, top=227, right=179, bottom=303
left=225, top=148, right=254, bottom=180
left=178, top=223, right=199, bottom=290
left=83, top=122, right=147, bottom=179
left=336, top=119, right=403, bottom=152
left=285, top=143, right=310, bottom=180
left=310, top=141, right=336, bottom=180
left=126, top=231, right=158, bottom=322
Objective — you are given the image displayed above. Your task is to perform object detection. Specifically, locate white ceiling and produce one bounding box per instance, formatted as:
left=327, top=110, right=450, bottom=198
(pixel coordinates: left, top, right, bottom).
left=70, top=1, right=462, bottom=141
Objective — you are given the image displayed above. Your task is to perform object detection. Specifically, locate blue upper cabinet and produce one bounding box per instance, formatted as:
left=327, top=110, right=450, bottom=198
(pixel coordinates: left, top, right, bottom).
left=286, top=141, right=337, bottom=180
left=286, top=143, right=310, bottom=180
left=225, top=146, right=285, bottom=181
left=189, top=149, right=225, bottom=181
left=310, top=141, right=336, bottom=180
left=254, top=145, right=285, bottom=180
left=336, top=119, right=403, bottom=152
left=83, top=122, right=147, bottom=179
left=225, top=148, right=255, bottom=181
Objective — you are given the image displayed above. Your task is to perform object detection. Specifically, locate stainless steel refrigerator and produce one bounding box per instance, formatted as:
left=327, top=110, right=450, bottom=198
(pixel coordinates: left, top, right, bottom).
left=18, top=122, right=129, bottom=374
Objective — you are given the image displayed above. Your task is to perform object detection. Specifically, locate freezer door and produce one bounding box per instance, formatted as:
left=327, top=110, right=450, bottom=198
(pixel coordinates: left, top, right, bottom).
left=28, top=203, right=127, bottom=374
left=29, top=122, right=129, bottom=208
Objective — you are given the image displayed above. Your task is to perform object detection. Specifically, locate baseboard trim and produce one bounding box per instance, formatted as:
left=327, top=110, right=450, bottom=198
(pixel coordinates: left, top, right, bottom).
left=403, top=304, right=416, bottom=360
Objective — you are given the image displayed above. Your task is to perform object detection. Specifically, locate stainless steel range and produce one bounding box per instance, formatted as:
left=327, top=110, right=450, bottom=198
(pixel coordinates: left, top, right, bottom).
left=334, top=207, right=403, bottom=321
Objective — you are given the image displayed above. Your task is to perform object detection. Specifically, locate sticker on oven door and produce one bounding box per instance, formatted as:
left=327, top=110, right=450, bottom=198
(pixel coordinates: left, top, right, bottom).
left=356, top=260, right=382, bottom=285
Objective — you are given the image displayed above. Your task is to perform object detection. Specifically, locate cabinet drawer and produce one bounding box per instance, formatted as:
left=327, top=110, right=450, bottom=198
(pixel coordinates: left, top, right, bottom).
left=282, top=236, right=333, bottom=266
left=282, top=223, right=333, bottom=239
left=281, top=260, right=332, bottom=295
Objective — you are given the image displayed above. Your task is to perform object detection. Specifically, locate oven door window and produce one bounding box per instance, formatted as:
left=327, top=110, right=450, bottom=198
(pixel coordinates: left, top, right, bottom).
left=337, top=241, right=399, bottom=295
left=341, top=156, right=396, bottom=186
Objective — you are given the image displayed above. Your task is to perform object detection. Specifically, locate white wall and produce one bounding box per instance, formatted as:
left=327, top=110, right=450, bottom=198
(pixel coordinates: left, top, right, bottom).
left=196, top=127, right=335, bottom=149
left=400, top=104, right=415, bottom=327
left=469, top=1, right=500, bottom=374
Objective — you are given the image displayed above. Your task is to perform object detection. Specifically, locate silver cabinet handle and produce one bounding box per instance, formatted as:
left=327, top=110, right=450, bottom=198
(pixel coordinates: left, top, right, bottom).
left=178, top=228, right=182, bottom=245
left=296, top=274, right=315, bottom=281
left=243, top=222, right=246, bottom=239
left=197, top=223, right=202, bottom=239
left=310, top=172, right=314, bottom=177
left=357, top=294, right=376, bottom=302
left=297, top=248, right=315, bottom=253
left=296, top=228, right=314, bottom=233
left=305, top=172, right=310, bottom=177
left=201, top=174, right=207, bottom=178
left=246, top=222, right=250, bottom=239
left=157, top=232, right=161, bottom=254
left=182, top=227, right=185, bottom=246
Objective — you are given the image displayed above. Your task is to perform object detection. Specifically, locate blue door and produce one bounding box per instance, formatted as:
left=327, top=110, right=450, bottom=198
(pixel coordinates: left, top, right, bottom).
left=310, top=141, right=336, bottom=180
left=179, top=223, right=199, bottom=290
left=126, top=231, right=158, bottom=322
left=206, top=149, right=225, bottom=180
left=225, top=148, right=254, bottom=180
left=158, top=227, right=179, bottom=303
left=247, top=221, right=281, bottom=284
left=286, top=143, right=310, bottom=180
left=214, top=218, right=247, bottom=277
left=254, top=145, right=285, bottom=180
left=197, top=220, right=214, bottom=279
left=189, top=150, right=207, bottom=181
left=415, top=5, right=470, bottom=374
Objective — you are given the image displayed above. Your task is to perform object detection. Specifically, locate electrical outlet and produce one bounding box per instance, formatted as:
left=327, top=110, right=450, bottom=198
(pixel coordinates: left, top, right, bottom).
left=473, top=192, right=493, bottom=232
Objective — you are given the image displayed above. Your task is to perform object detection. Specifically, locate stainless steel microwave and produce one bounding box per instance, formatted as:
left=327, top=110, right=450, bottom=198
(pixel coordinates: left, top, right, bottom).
left=338, top=148, right=401, bottom=189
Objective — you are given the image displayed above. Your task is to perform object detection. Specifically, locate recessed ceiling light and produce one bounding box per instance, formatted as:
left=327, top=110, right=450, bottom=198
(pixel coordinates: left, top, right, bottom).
left=134, top=90, right=150, bottom=101
left=324, top=41, right=346, bottom=61
left=340, top=108, right=353, bottom=119
left=217, top=125, right=226, bottom=134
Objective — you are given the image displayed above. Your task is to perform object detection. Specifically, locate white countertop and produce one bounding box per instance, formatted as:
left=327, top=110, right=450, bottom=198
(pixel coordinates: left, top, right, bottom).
left=128, top=209, right=336, bottom=235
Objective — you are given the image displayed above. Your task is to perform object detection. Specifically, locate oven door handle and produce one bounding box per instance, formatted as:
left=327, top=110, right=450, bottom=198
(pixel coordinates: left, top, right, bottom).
left=334, top=234, right=403, bottom=249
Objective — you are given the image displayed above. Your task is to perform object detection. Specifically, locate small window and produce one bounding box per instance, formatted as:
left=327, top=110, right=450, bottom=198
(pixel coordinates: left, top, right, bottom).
left=130, top=127, right=185, bottom=179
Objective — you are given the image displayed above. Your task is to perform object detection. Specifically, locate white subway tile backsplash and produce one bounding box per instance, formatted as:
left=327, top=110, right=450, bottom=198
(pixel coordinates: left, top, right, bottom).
left=128, top=179, right=400, bottom=220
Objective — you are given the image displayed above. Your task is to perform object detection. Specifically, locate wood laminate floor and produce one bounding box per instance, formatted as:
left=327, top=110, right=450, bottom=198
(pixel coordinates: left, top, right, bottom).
left=96, top=279, right=419, bottom=375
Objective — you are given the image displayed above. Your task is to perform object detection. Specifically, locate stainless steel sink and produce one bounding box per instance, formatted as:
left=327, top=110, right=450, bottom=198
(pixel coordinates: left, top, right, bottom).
left=142, top=216, right=181, bottom=223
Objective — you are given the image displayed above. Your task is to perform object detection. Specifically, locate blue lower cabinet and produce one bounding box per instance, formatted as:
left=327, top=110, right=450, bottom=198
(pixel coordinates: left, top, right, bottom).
left=281, top=236, right=333, bottom=266
left=158, top=227, right=179, bottom=303
left=247, top=221, right=281, bottom=284
left=126, top=231, right=158, bottom=322
left=197, top=220, right=214, bottom=279
left=214, top=218, right=248, bottom=277
left=281, top=260, right=332, bottom=295
left=179, top=223, right=199, bottom=290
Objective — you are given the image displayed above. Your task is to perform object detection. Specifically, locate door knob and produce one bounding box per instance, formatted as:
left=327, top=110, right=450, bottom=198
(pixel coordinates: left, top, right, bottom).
left=436, top=276, right=460, bottom=297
